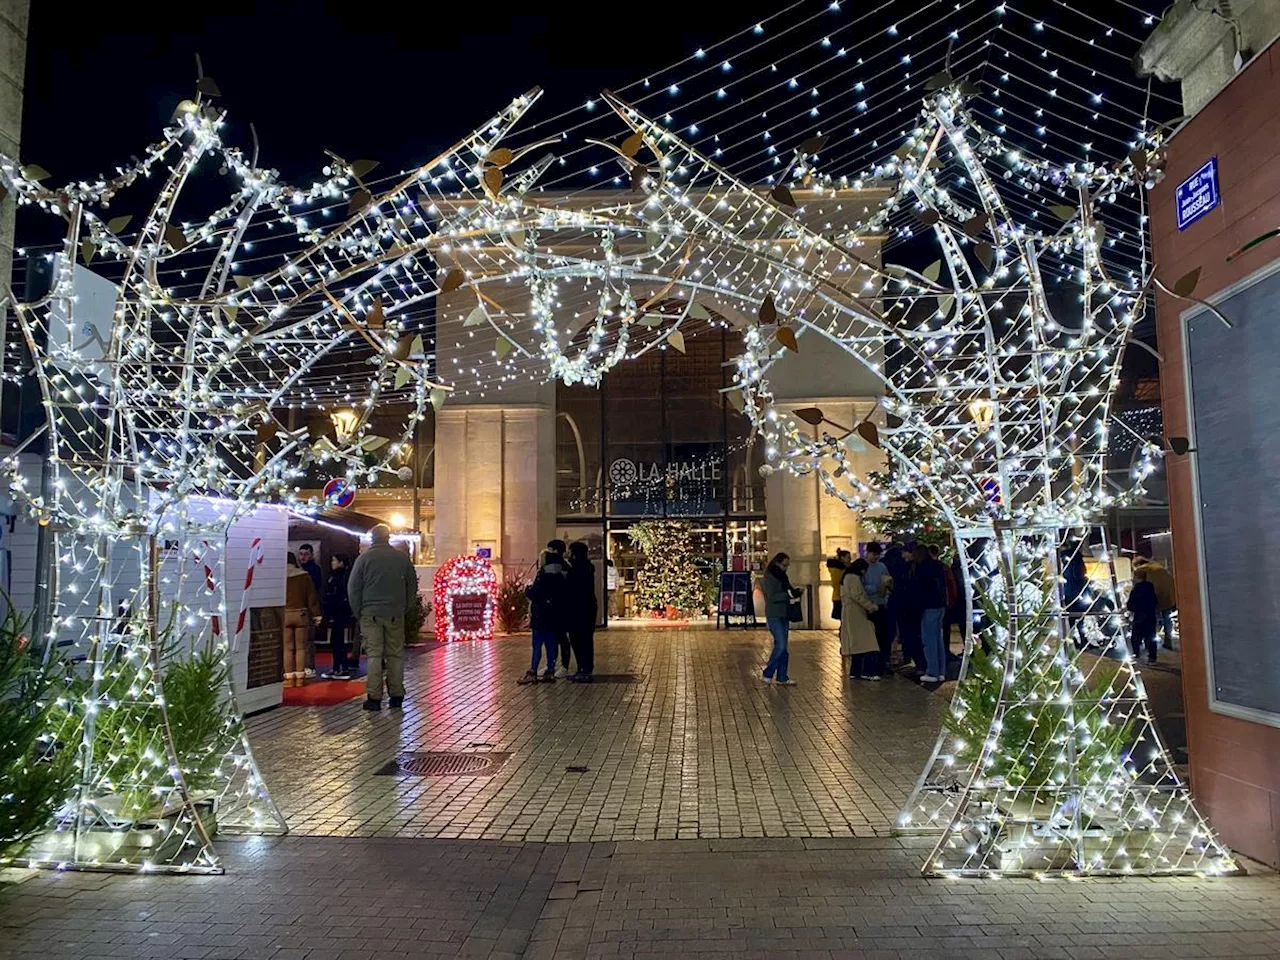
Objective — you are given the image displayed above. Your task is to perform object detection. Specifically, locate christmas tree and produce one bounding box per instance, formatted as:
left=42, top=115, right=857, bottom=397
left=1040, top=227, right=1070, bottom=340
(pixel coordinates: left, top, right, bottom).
left=865, top=468, right=951, bottom=552
left=629, top=521, right=703, bottom=616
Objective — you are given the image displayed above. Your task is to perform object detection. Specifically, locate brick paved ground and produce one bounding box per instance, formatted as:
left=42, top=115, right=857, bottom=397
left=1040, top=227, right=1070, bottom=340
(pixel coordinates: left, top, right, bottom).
left=246, top=627, right=944, bottom=841
left=3, top=835, right=1277, bottom=959
left=4, top=626, right=1275, bottom=960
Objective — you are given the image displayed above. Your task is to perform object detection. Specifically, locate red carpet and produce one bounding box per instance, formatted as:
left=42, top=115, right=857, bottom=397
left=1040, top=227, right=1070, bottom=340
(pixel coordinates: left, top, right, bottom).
left=282, top=649, right=366, bottom=707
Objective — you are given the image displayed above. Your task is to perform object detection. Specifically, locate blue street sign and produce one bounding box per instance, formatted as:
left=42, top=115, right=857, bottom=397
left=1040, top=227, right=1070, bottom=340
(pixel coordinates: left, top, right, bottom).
left=1175, top=157, right=1220, bottom=231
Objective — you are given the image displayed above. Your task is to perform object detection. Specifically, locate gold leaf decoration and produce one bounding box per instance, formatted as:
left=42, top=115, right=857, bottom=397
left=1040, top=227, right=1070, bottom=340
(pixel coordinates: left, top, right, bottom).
left=464, top=305, right=487, bottom=327
left=350, top=158, right=379, bottom=179
left=668, top=329, right=686, bottom=354
left=393, top=335, right=413, bottom=361
left=80, top=239, right=96, bottom=264
left=924, top=70, right=953, bottom=92
left=487, top=147, right=514, bottom=167
left=361, top=435, right=390, bottom=452
left=255, top=421, right=278, bottom=445
left=620, top=132, right=645, bottom=157
left=775, top=326, right=798, bottom=352
left=856, top=421, right=881, bottom=448
left=164, top=224, right=189, bottom=251
left=688, top=301, right=710, bottom=321
left=975, top=241, right=994, bottom=271
left=800, top=134, right=828, bottom=155
left=394, top=366, right=412, bottom=389
left=367, top=299, right=385, bottom=329
left=1172, top=266, right=1201, bottom=299
left=106, top=214, right=132, bottom=234
left=885, top=413, right=904, bottom=429
left=21, top=163, right=51, bottom=182
left=440, top=268, right=466, bottom=293
left=430, top=388, right=447, bottom=412
left=923, top=260, right=942, bottom=283
left=495, top=336, right=512, bottom=360
left=771, top=184, right=796, bottom=207
left=233, top=275, right=253, bottom=290
left=759, top=294, right=778, bottom=326
left=348, top=187, right=372, bottom=216
left=639, top=314, right=663, bottom=327
left=1093, top=222, right=1107, bottom=246
left=196, top=76, right=222, bottom=97
left=914, top=207, right=940, bottom=226
left=794, top=407, right=825, bottom=426
left=957, top=79, right=981, bottom=97
left=483, top=166, right=503, bottom=196
left=1128, top=148, right=1149, bottom=172
left=410, top=334, right=424, bottom=358
left=938, top=295, right=955, bottom=319
left=962, top=213, right=989, bottom=238
left=1050, top=203, right=1076, bottom=221
left=726, top=389, right=745, bottom=413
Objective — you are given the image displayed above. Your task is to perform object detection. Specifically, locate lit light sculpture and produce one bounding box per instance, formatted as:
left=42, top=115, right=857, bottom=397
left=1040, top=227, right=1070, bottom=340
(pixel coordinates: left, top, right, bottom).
left=433, top=556, right=499, bottom=643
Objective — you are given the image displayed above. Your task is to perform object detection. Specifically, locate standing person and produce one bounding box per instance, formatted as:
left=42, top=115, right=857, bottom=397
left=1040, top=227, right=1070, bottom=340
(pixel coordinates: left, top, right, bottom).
left=914, top=543, right=949, bottom=683
left=545, top=539, right=574, bottom=677
left=566, top=541, right=598, bottom=682
left=606, top=558, right=619, bottom=620
left=761, top=552, right=800, bottom=685
left=283, top=553, right=321, bottom=688
left=840, top=558, right=882, bottom=680
left=931, top=543, right=959, bottom=671
left=1126, top=567, right=1160, bottom=664
left=1062, top=543, right=1092, bottom=649
left=862, top=543, right=895, bottom=672
left=347, top=524, right=418, bottom=711
left=896, top=543, right=925, bottom=676
left=1136, top=557, right=1177, bottom=650
left=520, top=544, right=569, bottom=684
left=296, top=543, right=323, bottom=679
left=826, top=549, right=850, bottom=622
left=321, top=553, right=354, bottom=680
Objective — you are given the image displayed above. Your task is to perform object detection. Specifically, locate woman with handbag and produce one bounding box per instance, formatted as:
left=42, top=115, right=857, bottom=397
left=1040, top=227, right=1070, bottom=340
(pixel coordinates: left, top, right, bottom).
left=840, top=558, right=883, bottom=680
left=761, top=552, right=801, bottom=685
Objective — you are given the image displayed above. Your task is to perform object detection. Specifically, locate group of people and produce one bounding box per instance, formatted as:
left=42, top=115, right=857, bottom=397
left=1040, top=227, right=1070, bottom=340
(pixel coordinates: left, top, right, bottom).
left=759, top=541, right=961, bottom=687
left=282, top=524, right=420, bottom=711
left=519, top=539, right=599, bottom=684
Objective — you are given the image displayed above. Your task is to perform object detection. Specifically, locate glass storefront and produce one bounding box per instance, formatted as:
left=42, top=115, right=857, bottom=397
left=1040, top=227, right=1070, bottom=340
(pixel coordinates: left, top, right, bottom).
left=556, top=319, right=768, bottom=621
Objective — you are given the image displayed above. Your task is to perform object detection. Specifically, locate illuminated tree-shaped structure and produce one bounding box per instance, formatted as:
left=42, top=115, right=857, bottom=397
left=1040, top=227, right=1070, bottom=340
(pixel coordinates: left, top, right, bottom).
left=414, top=79, right=1231, bottom=876
left=0, top=87, right=546, bottom=872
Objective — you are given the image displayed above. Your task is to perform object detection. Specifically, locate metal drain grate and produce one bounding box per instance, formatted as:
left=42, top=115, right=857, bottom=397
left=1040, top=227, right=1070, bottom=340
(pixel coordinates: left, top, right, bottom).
left=589, top=673, right=643, bottom=684
left=375, top=751, right=511, bottom=778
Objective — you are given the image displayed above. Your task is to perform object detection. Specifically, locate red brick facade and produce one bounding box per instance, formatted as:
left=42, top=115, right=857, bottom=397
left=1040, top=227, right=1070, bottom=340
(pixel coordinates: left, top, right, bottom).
left=1149, top=41, right=1280, bottom=869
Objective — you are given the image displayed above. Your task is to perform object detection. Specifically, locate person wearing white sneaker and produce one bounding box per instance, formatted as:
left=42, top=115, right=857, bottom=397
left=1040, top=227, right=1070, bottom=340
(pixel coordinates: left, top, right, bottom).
left=839, top=558, right=883, bottom=680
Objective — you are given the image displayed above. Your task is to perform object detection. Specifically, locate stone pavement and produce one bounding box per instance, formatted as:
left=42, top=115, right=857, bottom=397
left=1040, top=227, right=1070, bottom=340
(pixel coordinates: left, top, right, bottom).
left=3, top=834, right=1278, bottom=960
left=246, top=627, right=944, bottom=842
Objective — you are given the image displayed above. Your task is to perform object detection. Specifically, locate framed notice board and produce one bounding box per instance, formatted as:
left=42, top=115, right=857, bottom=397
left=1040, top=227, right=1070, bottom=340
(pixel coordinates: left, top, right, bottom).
left=1184, top=260, right=1280, bottom=727
left=716, top=571, right=757, bottom=629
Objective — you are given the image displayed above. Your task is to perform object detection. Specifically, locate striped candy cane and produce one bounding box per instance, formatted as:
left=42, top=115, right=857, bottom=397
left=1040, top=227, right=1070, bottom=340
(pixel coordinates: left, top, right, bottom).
left=233, top=537, right=265, bottom=648
left=189, top=539, right=222, bottom=638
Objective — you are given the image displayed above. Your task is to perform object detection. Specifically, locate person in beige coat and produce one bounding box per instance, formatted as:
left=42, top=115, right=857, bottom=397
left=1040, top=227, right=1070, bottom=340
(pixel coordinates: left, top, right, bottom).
left=840, top=558, right=883, bottom=680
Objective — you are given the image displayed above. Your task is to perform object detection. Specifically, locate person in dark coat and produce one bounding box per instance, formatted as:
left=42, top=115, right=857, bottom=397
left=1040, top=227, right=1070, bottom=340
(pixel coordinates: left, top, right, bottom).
left=520, top=544, right=569, bottom=683
left=895, top=542, right=925, bottom=674
left=761, top=552, right=800, bottom=685
left=1061, top=543, right=1092, bottom=649
left=321, top=552, right=355, bottom=680
left=544, top=538, right=574, bottom=676
left=913, top=543, right=950, bottom=683
left=566, top=541, right=598, bottom=682
left=1126, top=567, right=1159, bottom=665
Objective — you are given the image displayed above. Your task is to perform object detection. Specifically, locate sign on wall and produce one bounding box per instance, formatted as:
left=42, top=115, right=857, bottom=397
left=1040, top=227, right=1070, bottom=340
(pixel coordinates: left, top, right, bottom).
left=433, top=555, right=499, bottom=642
left=1175, top=157, right=1221, bottom=232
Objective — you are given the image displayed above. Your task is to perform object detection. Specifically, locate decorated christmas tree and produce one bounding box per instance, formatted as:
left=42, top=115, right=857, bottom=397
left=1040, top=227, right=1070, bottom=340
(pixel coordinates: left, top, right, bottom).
left=629, top=521, right=703, bottom=616
left=864, top=468, right=951, bottom=552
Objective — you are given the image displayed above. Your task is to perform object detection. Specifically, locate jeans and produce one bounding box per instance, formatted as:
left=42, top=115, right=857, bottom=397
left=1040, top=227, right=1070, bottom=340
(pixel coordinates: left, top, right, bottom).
left=763, top=617, right=790, bottom=681
left=569, top=627, right=595, bottom=675
left=870, top=607, right=896, bottom=664
left=361, top=615, right=406, bottom=700
left=921, top=607, right=947, bottom=678
left=531, top=630, right=558, bottom=673
left=850, top=650, right=882, bottom=677
left=1160, top=609, right=1176, bottom=648
left=327, top=615, right=351, bottom=672
left=1131, top=624, right=1157, bottom=660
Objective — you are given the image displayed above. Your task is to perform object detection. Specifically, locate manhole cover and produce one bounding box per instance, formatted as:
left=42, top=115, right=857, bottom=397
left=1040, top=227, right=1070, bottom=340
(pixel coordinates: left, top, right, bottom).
left=375, top=751, right=511, bottom=778
left=590, top=673, right=642, bottom=683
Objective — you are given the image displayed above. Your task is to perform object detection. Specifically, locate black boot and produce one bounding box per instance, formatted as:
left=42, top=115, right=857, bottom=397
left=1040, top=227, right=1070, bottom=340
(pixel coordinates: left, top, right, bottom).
left=363, top=698, right=381, bottom=711
left=389, top=695, right=404, bottom=709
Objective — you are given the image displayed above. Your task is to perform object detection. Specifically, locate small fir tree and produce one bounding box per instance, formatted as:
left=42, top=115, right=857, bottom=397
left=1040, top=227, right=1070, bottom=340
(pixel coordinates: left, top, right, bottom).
left=629, top=521, right=703, bottom=616
left=865, top=468, right=952, bottom=552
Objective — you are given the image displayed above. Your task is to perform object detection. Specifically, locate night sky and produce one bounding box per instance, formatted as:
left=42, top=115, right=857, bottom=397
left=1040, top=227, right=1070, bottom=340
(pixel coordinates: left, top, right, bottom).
left=23, top=2, right=785, bottom=182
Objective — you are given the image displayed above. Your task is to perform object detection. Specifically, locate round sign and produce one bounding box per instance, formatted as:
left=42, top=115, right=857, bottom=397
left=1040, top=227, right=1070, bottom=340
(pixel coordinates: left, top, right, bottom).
left=323, top=477, right=356, bottom=508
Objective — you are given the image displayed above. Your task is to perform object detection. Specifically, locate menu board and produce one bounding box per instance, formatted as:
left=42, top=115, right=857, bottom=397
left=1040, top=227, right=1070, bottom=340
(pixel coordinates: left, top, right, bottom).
left=717, top=571, right=754, bottom=626
left=450, top=593, right=490, bottom=633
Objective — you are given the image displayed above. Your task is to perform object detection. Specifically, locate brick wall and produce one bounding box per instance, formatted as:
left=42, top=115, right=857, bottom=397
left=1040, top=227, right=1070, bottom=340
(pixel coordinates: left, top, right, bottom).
left=247, top=606, right=282, bottom=689
left=1149, top=40, right=1280, bottom=868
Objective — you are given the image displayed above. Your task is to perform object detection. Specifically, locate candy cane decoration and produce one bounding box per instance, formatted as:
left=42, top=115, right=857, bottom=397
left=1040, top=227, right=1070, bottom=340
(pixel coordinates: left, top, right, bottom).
left=233, top=537, right=265, bottom=647
left=189, top=539, right=222, bottom=638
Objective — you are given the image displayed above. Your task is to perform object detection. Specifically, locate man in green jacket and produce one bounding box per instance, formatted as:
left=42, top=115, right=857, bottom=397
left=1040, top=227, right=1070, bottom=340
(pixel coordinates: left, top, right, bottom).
left=348, top=524, right=419, bottom=711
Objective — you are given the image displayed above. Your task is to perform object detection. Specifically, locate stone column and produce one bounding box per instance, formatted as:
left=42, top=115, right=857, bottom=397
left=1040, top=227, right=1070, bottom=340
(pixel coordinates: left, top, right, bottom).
left=0, top=0, right=26, bottom=269
left=764, top=324, right=886, bottom=629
